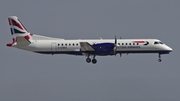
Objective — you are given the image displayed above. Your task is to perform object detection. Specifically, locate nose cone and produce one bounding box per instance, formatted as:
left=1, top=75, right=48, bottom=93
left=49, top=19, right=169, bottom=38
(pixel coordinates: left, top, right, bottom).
left=166, top=46, right=173, bottom=52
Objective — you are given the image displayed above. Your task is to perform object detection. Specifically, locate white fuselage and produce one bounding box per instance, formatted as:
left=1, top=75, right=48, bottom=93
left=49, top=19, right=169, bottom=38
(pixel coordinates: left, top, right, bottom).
left=13, top=38, right=172, bottom=56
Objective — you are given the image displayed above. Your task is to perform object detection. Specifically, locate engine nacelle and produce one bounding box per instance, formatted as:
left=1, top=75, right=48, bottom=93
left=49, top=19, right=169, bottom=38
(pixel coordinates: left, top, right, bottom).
left=91, top=43, right=115, bottom=55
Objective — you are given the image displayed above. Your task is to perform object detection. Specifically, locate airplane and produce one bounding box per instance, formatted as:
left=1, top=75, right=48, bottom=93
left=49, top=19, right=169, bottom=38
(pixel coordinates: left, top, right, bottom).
left=6, top=16, right=172, bottom=64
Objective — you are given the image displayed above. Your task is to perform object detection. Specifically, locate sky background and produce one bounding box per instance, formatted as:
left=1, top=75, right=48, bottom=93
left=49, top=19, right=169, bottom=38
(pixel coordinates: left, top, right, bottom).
left=0, top=0, right=180, bottom=101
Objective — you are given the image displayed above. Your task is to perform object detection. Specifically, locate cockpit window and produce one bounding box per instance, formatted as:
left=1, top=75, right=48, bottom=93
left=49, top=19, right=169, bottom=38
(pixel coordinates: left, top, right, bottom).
left=154, top=42, right=159, bottom=44
left=159, top=42, right=164, bottom=44
left=154, top=41, right=164, bottom=45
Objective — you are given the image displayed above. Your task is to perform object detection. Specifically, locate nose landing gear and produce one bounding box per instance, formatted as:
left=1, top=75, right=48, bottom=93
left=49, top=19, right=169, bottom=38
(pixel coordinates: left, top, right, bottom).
left=158, top=59, right=162, bottom=62
left=158, top=54, right=162, bottom=62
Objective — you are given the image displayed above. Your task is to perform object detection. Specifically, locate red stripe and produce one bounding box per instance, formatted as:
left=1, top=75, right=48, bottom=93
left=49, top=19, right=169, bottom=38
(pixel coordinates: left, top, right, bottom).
left=24, top=35, right=30, bottom=40
left=11, top=19, right=24, bottom=30
left=133, top=41, right=145, bottom=43
left=6, top=38, right=16, bottom=47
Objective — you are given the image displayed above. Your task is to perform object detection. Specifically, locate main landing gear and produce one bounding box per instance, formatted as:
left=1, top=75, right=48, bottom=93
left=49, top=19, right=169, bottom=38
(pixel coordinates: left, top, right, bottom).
left=86, top=58, right=91, bottom=63
left=158, top=54, right=162, bottom=62
left=86, top=55, right=97, bottom=64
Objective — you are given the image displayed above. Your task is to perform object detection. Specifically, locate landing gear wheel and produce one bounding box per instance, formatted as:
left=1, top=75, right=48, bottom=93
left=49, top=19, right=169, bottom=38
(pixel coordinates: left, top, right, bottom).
left=92, top=59, right=97, bottom=64
left=86, top=58, right=91, bottom=63
left=158, top=59, right=162, bottom=62
left=158, top=54, right=162, bottom=62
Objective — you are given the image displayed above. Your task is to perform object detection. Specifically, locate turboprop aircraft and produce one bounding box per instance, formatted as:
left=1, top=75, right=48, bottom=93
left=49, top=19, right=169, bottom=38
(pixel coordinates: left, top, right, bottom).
left=6, top=16, right=172, bottom=64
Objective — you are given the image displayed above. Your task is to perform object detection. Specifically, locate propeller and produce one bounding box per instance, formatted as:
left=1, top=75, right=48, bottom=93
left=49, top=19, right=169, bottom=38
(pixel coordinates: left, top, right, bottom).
left=113, top=36, right=122, bottom=56
left=119, top=36, right=122, bottom=57
left=113, top=35, right=118, bottom=55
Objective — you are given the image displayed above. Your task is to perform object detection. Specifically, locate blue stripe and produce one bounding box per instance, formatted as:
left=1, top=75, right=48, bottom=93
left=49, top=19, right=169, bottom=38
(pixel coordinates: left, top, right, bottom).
left=13, top=28, right=25, bottom=34
left=10, top=28, right=13, bottom=35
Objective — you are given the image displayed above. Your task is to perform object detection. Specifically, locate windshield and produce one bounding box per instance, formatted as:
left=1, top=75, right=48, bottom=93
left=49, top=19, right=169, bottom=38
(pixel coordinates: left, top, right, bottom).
left=154, top=42, right=159, bottom=44
left=159, top=42, right=164, bottom=44
left=154, top=41, right=164, bottom=45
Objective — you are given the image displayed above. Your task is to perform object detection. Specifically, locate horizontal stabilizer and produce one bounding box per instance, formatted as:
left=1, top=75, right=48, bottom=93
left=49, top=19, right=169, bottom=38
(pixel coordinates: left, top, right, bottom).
left=80, top=42, right=95, bottom=51
left=6, top=38, right=16, bottom=47
left=16, top=36, right=31, bottom=45
left=31, top=34, right=64, bottom=40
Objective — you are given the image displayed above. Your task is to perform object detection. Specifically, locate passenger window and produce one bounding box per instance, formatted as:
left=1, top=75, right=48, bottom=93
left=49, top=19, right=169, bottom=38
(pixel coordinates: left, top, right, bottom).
left=133, top=43, right=135, bottom=45
left=73, top=44, right=75, bottom=46
left=126, top=43, right=128, bottom=45
left=58, top=44, right=60, bottom=46
left=61, top=44, right=63, bottom=46
left=137, top=43, right=139, bottom=45
left=69, top=44, right=71, bottom=46
left=122, top=43, right=124, bottom=45
left=118, top=43, right=120, bottom=45
left=129, top=43, right=131, bottom=45
left=65, top=44, right=67, bottom=46
left=76, top=43, right=78, bottom=46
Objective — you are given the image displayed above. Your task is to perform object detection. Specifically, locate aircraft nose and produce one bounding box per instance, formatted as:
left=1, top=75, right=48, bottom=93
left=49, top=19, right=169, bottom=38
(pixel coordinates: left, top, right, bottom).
left=166, top=46, right=173, bottom=52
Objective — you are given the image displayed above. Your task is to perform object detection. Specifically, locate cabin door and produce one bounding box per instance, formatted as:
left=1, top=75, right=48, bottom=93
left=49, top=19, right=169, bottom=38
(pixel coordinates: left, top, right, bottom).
left=51, top=43, right=57, bottom=52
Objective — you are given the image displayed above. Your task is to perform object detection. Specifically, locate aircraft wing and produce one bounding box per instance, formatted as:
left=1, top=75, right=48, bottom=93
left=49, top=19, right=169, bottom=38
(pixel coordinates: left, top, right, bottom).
left=80, top=42, right=95, bottom=51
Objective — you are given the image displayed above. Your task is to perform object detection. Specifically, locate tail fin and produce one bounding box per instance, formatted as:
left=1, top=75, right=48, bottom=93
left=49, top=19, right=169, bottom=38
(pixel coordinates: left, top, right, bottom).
left=8, top=16, right=29, bottom=36
left=7, top=16, right=32, bottom=45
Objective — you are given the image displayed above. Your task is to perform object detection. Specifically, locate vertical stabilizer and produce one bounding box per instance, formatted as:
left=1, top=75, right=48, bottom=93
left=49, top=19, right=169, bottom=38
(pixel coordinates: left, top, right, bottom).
left=8, top=16, right=29, bottom=36
left=7, top=16, right=32, bottom=44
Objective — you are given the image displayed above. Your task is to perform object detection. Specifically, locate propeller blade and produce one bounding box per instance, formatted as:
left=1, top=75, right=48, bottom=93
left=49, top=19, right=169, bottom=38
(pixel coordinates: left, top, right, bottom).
left=113, top=35, right=118, bottom=55
left=114, top=48, right=117, bottom=54
left=115, top=35, right=117, bottom=45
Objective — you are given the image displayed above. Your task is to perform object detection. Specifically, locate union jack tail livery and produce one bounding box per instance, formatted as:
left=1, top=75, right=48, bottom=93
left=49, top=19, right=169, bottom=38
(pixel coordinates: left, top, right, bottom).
left=8, top=16, right=29, bottom=36
left=7, top=16, right=32, bottom=46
